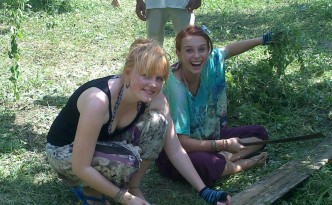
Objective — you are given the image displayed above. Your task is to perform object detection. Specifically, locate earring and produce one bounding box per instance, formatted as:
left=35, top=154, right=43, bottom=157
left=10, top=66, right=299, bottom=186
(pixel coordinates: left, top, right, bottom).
left=125, top=81, right=130, bottom=88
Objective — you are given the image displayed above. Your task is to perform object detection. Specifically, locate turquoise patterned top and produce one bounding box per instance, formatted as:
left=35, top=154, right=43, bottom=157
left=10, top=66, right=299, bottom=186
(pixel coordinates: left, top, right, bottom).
left=163, top=48, right=228, bottom=140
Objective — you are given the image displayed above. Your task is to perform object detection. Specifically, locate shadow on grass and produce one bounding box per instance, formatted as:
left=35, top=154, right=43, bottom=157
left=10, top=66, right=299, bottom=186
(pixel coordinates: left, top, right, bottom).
left=0, top=173, right=74, bottom=205
left=141, top=164, right=208, bottom=205
left=0, top=124, right=46, bottom=153
left=0, top=107, right=51, bottom=154
left=0, top=111, right=23, bottom=153
left=0, top=111, right=73, bottom=204
left=34, top=95, right=68, bottom=108
left=0, top=161, right=206, bottom=205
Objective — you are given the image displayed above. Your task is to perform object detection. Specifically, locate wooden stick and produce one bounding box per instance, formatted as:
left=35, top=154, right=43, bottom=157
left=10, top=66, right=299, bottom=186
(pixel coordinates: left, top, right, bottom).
left=239, top=132, right=326, bottom=146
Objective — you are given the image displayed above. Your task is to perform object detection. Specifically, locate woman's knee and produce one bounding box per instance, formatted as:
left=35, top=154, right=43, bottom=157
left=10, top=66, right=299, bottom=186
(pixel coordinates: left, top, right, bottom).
left=92, top=141, right=142, bottom=186
left=136, top=110, right=168, bottom=160
left=222, top=161, right=242, bottom=176
left=253, top=125, right=269, bottom=140
left=138, top=110, right=168, bottom=135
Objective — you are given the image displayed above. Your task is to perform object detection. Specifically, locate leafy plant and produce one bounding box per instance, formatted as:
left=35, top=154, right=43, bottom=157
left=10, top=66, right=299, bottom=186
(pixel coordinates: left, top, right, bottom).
left=6, top=0, right=27, bottom=100
left=266, top=23, right=305, bottom=77
left=27, top=0, right=75, bottom=13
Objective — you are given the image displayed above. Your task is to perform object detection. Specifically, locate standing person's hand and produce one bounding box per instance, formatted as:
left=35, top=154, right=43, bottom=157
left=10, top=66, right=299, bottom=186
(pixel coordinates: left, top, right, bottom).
left=135, top=0, right=147, bottom=21
left=186, top=0, right=202, bottom=12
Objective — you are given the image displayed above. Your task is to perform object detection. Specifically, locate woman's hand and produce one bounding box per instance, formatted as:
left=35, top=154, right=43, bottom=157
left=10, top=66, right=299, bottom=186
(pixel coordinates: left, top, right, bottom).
left=186, top=0, right=202, bottom=12
left=217, top=195, right=231, bottom=205
left=217, top=138, right=246, bottom=154
left=122, top=191, right=151, bottom=205
left=135, top=0, right=146, bottom=21
left=199, top=187, right=231, bottom=205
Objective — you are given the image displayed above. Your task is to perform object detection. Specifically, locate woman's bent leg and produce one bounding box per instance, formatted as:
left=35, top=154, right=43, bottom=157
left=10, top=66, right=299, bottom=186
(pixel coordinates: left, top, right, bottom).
left=156, top=150, right=227, bottom=187
left=222, top=152, right=268, bottom=176
left=119, top=110, right=168, bottom=197
left=221, top=125, right=269, bottom=160
left=221, top=125, right=268, bottom=141
left=46, top=141, right=142, bottom=187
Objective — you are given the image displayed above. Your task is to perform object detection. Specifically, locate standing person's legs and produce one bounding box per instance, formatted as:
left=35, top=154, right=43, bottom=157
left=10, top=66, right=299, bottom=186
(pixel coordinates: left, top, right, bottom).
left=169, top=8, right=194, bottom=35
left=146, top=9, right=169, bottom=46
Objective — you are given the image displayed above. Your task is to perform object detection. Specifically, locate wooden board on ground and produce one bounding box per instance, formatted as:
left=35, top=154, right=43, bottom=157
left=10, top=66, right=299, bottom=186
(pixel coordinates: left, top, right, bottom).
left=231, top=135, right=332, bottom=205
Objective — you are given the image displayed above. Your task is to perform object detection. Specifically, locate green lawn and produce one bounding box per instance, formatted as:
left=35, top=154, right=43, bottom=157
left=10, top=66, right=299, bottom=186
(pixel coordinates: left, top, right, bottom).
left=1, top=0, right=331, bottom=204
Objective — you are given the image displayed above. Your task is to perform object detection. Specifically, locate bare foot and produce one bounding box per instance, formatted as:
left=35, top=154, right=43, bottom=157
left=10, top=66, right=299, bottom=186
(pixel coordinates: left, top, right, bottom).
left=242, top=152, right=268, bottom=170
left=221, top=152, right=268, bottom=176
left=218, top=151, right=244, bottom=162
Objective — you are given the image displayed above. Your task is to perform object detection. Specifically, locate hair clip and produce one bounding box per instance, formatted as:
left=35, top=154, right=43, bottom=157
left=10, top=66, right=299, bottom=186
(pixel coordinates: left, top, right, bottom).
left=201, top=25, right=211, bottom=35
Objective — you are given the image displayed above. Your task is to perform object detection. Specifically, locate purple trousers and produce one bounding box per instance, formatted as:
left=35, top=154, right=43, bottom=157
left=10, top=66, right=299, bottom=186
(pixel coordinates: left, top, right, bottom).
left=155, top=125, right=268, bottom=187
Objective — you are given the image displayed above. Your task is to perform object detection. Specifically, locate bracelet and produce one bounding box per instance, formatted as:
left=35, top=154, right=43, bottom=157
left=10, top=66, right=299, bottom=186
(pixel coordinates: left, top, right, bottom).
left=114, top=187, right=127, bottom=203
left=221, top=139, right=229, bottom=152
left=224, top=139, right=228, bottom=152
left=211, top=140, right=221, bottom=152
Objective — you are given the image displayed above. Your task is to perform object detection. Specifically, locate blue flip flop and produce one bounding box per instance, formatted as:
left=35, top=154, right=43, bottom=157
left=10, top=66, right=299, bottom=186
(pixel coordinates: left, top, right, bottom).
left=71, top=186, right=106, bottom=205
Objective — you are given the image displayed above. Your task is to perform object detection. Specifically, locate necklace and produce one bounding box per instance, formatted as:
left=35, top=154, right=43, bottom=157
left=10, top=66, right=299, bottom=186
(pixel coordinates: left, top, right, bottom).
left=181, top=68, right=199, bottom=96
left=108, top=85, right=124, bottom=134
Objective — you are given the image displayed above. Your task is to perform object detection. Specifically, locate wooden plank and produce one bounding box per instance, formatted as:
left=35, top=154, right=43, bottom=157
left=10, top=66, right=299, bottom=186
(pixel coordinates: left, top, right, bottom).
left=231, top=135, right=332, bottom=205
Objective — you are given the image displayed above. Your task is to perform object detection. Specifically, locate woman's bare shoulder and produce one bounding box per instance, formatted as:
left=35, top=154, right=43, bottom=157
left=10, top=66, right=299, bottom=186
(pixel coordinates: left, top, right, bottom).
left=77, top=87, right=109, bottom=113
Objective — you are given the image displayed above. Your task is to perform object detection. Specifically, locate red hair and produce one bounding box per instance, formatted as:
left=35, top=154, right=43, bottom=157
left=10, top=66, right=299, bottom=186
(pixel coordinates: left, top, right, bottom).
left=175, top=25, right=213, bottom=53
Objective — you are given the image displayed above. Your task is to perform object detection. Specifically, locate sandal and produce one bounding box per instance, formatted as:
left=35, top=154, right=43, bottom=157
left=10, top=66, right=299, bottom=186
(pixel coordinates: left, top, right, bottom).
left=71, top=186, right=106, bottom=205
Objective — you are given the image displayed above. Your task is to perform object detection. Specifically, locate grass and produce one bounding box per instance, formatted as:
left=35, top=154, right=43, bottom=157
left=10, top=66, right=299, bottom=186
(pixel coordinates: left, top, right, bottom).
left=0, top=0, right=331, bottom=204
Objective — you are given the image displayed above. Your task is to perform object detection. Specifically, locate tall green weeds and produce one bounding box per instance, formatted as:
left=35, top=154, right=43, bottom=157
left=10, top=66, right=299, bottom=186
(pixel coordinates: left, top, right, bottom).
left=3, top=0, right=27, bottom=100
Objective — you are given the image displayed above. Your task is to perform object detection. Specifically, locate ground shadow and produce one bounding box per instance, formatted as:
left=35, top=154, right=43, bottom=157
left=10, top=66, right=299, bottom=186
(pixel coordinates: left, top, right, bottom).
left=34, top=95, right=68, bottom=108
left=0, top=171, right=74, bottom=204
left=0, top=111, right=47, bottom=154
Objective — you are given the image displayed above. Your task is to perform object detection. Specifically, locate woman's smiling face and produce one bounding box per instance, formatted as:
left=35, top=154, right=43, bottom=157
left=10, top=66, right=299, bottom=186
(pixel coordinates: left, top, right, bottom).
left=122, top=39, right=169, bottom=103
left=127, top=68, right=164, bottom=103
left=176, top=35, right=209, bottom=75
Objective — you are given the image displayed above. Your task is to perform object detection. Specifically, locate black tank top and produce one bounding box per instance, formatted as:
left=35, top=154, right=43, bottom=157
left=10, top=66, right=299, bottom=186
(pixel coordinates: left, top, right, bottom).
left=47, top=75, right=146, bottom=146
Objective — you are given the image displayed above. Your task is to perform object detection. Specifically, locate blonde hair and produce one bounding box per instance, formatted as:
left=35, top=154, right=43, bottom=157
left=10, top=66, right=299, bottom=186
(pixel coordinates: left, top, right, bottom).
left=123, top=39, right=170, bottom=81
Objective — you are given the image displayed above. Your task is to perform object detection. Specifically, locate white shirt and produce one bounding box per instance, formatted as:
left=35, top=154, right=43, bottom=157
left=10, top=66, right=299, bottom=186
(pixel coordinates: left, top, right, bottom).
left=145, top=0, right=189, bottom=9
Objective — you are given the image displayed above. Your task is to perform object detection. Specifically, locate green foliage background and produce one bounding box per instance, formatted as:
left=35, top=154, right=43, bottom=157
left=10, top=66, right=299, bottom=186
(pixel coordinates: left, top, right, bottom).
left=0, top=0, right=331, bottom=204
